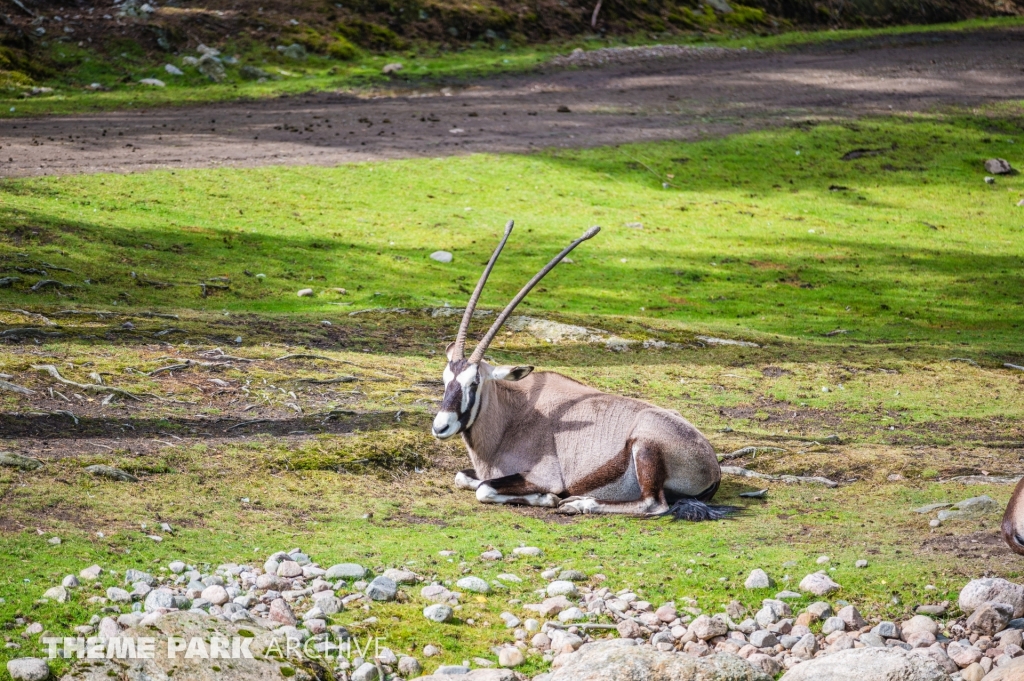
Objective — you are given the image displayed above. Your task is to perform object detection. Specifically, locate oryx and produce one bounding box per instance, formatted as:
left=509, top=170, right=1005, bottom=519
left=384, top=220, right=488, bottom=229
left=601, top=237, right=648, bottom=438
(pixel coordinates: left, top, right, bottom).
left=1003, top=481, right=1024, bottom=555
left=431, top=220, right=728, bottom=518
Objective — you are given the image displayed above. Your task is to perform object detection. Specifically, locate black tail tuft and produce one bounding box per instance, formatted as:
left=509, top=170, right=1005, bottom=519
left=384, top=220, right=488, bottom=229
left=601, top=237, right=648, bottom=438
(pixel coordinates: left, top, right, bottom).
left=661, top=498, right=740, bottom=522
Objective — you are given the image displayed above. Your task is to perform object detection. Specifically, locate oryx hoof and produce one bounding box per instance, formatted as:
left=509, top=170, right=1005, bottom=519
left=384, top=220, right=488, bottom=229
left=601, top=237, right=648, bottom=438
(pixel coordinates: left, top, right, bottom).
left=537, top=493, right=560, bottom=508
left=454, top=471, right=481, bottom=491
left=556, top=497, right=601, bottom=515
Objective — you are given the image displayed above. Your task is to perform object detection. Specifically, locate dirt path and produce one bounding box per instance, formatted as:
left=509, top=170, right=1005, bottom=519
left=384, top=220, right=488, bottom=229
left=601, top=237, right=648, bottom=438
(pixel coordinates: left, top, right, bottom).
left=2, top=28, right=1024, bottom=177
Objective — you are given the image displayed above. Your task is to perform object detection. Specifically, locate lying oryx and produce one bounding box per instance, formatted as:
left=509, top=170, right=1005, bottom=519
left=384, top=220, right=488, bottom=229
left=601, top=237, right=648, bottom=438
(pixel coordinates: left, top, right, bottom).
left=431, top=221, right=727, bottom=518
left=1003, top=481, right=1024, bottom=555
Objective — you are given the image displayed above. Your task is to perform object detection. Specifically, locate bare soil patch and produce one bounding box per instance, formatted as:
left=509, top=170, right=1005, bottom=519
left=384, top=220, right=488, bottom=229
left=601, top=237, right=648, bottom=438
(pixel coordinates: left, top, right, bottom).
left=4, top=27, right=1024, bottom=176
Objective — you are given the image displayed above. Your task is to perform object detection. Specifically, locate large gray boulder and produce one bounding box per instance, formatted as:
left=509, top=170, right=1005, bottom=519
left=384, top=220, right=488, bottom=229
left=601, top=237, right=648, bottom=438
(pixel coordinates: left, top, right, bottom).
left=959, top=578, right=1024, bottom=618
left=548, top=639, right=770, bottom=681
left=779, top=646, right=950, bottom=681
left=57, top=611, right=309, bottom=681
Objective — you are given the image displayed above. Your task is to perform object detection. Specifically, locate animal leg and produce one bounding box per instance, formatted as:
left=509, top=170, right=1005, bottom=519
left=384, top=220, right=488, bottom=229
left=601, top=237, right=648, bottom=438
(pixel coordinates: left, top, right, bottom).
left=455, top=469, right=482, bottom=491
left=558, top=441, right=670, bottom=516
left=475, top=473, right=559, bottom=508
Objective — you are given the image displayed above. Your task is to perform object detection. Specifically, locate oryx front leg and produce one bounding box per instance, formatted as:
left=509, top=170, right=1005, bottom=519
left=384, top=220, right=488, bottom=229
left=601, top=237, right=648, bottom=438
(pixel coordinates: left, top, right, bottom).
left=455, top=469, right=482, bottom=491
left=474, top=473, right=559, bottom=508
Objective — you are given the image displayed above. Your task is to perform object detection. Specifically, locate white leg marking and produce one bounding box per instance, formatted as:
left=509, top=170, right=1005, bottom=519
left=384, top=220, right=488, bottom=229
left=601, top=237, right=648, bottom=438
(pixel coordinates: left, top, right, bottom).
left=475, top=485, right=559, bottom=507
left=455, top=471, right=482, bottom=490
left=558, top=497, right=602, bottom=515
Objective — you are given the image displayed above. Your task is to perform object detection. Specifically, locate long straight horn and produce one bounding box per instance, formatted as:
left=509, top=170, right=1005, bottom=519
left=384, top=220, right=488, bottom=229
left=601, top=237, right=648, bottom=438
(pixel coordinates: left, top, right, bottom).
left=451, top=220, right=515, bottom=359
left=468, top=225, right=600, bottom=364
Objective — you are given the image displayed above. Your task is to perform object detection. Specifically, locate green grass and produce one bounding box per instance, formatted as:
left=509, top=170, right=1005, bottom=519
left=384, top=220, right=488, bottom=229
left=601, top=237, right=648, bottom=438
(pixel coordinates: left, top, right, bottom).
left=2, top=106, right=1024, bottom=678
left=2, top=113, right=1023, bottom=354
left=4, top=16, right=1024, bottom=118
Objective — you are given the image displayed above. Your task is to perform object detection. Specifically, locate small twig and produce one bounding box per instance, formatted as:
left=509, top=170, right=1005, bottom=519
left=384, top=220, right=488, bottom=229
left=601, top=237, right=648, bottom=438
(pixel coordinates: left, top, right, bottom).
left=31, top=364, right=143, bottom=401
left=719, top=445, right=787, bottom=461
left=147, top=360, right=231, bottom=376
left=590, top=0, right=602, bottom=26
left=224, top=419, right=272, bottom=431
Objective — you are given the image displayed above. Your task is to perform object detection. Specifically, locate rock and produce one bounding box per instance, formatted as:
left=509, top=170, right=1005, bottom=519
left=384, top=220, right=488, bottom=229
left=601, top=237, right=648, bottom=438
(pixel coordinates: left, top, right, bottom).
left=139, top=78, right=165, bottom=87
left=382, top=62, right=403, bottom=75
left=791, top=634, right=818, bottom=660
left=84, top=465, right=138, bottom=482
left=837, top=605, right=867, bottom=630
left=80, top=565, right=103, bottom=580
left=747, top=653, right=781, bottom=676
left=689, top=614, right=728, bottom=640
left=616, top=619, right=644, bottom=639
left=200, top=585, right=228, bottom=606
left=499, top=647, right=525, bottom=667
left=967, top=602, right=1013, bottom=636
left=197, top=55, right=225, bottom=82
left=821, top=616, right=847, bottom=635
left=277, top=560, right=303, bottom=578
left=856, top=559, right=869, bottom=568
left=799, top=572, right=841, bottom=596
left=366, top=576, right=398, bottom=601
left=513, top=547, right=542, bottom=557
left=382, top=568, right=418, bottom=584
left=164, top=64, right=184, bottom=76
left=526, top=596, right=571, bottom=617
left=548, top=639, right=770, bottom=681
left=776, top=591, right=802, bottom=600
left=430, top=251, right=453, bottom=263
left=424, top=644, right=441, bottom=657
left=960, top=579, right=1024, bottom=618
left=985, top=159, right=1014, bottom=175
left=424, top=604, right=453, bottom=623
left=497, top=573, right=522, bottom=583
left=947, top=640, right=983, bottom=667
left=962, top=662, right=985, bottom=681
left=351, top=661, right=378, bottom=681
left=144, top=589, right=178, bottom=611
left=325, top=563, right=366, bottom=580
left=655, top=604, right=677, bottom=622
left=297, top=288, right=314, bottom=297
left=277, top=43, right=307, bottom=60
left=816, top=555, right=831, bottom=565
left=62, top=575, right=79, bottom=588
left=902, top=615, right=940, bottom=639
left=981, top=656, right=1024, bottom=679
left=480, top=550, right=503, bottom=561
left=6, top=658, right=50, bottom=681
left=457, top=576, right=491, bottom=594
left=548, top=581, right=578, bottom=597
left=953, top=495, right=1001, bottom=518
left=398, top=657, right=421, bottom=676
left=780, top=646, right=951, bottom=680
left=872, top=622, right=901, bottom=639
left=421, top=584, right=455, bottom=602
left=917, top=604, right=949, bottom=616
left=168, top=561, right=186, bottom=574
left=42, top=586, right=69, bottom=603
left=106, top=587, right=131, bottom=603
left=0, top=452, right=43, bottom=470
left=749, top=630, right=778, bottom=648
left=269, top=598, right=297, bottom=625
left=558, top=607, right=586, bottom=623
left=416, top=671, right=519, bottom=681
left=316, top=596, right=344, bottom=615
left=240, top=65, right=270, bottom=80
left=745, top=569, right=774, bottom=590
left=559, top=570, right=587, bottom=581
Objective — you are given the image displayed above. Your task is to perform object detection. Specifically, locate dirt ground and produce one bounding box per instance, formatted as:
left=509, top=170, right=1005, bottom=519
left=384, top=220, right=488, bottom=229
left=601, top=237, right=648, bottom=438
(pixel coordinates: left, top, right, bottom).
left=3, top=28, right=1024, bottom=177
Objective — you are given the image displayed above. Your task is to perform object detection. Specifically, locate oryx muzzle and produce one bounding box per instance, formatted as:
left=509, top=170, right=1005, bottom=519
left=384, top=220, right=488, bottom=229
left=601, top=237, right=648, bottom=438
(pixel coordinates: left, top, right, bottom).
left=434, top=220, right=729, bottom=519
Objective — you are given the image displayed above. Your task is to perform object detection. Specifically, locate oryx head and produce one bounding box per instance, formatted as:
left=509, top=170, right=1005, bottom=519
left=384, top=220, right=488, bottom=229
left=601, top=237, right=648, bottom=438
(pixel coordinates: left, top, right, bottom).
left=432, top=220, right=600, bottom=440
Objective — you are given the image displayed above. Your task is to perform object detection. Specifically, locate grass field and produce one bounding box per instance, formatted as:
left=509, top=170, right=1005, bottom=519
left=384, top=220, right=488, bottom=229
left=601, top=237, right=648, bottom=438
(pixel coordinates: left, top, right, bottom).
left=3, top=16, right=1023, bottom=118
left=1, top=104, right=1024, bottom=678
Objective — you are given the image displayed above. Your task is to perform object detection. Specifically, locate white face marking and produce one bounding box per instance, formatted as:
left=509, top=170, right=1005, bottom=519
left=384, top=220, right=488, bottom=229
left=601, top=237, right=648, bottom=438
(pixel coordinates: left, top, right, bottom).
left=455, top=365, right=478, bottom=413
left=432, top=410, right=459, bottom=439
left=443, top=365, right=455, bottom=386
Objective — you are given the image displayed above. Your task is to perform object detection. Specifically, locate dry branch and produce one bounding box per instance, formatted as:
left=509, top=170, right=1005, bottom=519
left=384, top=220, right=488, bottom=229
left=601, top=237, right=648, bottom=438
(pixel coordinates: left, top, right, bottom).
left=721, top=465, right=838, bottom=488
left=719, top=445, right=787, bottom=461
left=0, top=379, right=35, bottom=395
left=31, top=364, right=143, bottom=401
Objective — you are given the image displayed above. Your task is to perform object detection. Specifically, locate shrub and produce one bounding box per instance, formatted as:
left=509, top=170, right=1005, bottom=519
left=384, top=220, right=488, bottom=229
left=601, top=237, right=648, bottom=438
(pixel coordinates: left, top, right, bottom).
left=328, top=36, right=360, bottom=60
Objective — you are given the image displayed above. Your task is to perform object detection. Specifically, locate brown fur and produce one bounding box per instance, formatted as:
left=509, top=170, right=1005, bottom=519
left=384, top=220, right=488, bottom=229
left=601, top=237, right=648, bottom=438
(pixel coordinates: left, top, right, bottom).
left=1003, top=478, right=1024, bottom=555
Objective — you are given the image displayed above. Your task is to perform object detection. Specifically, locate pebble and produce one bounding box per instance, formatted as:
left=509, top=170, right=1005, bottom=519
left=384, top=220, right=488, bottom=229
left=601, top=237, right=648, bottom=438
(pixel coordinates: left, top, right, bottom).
left=398, top=657, right=421, bottom=676
left=62, top=575, right=79, bottom=588
left=269, top=598, right=297, bottom=625
left=745, top=568, right=773, bottom=589
left=855, top=559, right=869, bottom=568
left=351, top=661, right=379, bottom=681
left=47, top=537, right=61, bottom=546
left=546, top=580, right=578, bottom=597
left=480, top=550, right=503, bottom=561
left=423, top=604, right=453, bottom=623
left=365, top=576, right=398, bottom=601
left=513, top=547, right=542, bottom=557
left=496, top=573, right=522, bottom=583
left=559, top=570, right=587, bottom=582
left=297, top=288, right=314, bottom=297
left=423, top=644, right=441, bottom=657
left=42, top=586, right=69, bottom=603
left=456, top=576, right=490, bottom=594
left=816, top=555, right=830, bottom=565
left=799, top=572, right=841, bottom=596
left=325, top=563, right=366, bottom=580
left=106, top=587, right=131, bottom=603
left=498, top=647, right=525, bottom=667
left=429, top=251, right=453, bottom=263
left=168, top=561, right=186, bottom=574
left=200, top=585, right=229, bottom=606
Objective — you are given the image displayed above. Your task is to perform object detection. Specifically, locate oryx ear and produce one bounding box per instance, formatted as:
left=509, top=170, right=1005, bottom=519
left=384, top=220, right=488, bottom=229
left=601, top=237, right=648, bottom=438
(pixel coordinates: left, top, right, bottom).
left=492, top=365, right=533, bottom=381
left=445, top=342, right=458, bottom=360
